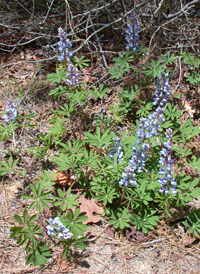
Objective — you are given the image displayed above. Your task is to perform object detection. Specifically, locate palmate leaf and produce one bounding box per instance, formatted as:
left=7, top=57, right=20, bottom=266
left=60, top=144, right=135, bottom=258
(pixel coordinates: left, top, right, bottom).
left=109, top=208, right=132, bottom=229
left=113, top=51, right=133, bottom=69
left=47, top=68, right=66, bottom=83
left=84, top=127, right=114, bottom=149
left=188, top=156, right=200, bottom=172
left=35, top=170, right=56, bottom=189
left=10, top=210, right=42, bottom=251
left=73, top=55, right=90, bottom=69
left=95, top=185, right=118, bottom=206
left=60, top=208, right=88, bottom=239
left=108, top=64, right=129, bottom=79
left=22, top=182, right=53, bottom=213
left=0, top=156, right=19, bottom=176
left=48, top=119, right=65, bottom=136
left=159, top=51, right=177, bottom=65
left=26, top=242, right=51, bottom=266
left=180, top=119, right=200, bottom=142
left=90, top=84, right=109, bottom=100
left=144, top=61, right=166, bottom=78
left=54, top=188, right=79, bottom=211
left=182, top=209, right=200, bottom=238
left=131, top=209, right=160, bottom=234
left=50, top=153, right=73, bottom=170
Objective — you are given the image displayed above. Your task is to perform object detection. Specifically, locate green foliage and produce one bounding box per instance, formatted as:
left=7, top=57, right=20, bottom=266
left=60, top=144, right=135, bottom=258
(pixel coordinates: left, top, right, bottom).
left=60, top=208, right=88, bottom=239
left=51, top=103, right=75, bottom=120
left=173, top=145, right=192, bottom=158
left=73, top=55, right=90, bottom=69
left=108, top=104, right=124, bottom=123
left=188, top=156, right=200, bottom=172
left=180, top=52, right=200, bottom=68
left=144, top=60, right=166, bottom=78
left=113, top=52, right=133, bottom=70
left=179, top=119, right=200, bottom=144
left=51, top=139, right=85, bottom=171
left=0, top=156, right=19, bottom=176
left=0, top=121, right=18, bottom=140
left=164, top=103, right=182, bottom=124
left=8, top=23, right=200, bottom=268
left=176, top=175, right=200, bottom=206
left=26, top=242, right=51, bottom=266
left=158, top=51, right=177, bottom=65
left=90, top=84, right=109, bottom=100
left=120, top=174, right=157, bottom=211
left=49, top=85, right=68, bottom=98
left=185, top=71, right=200, bottom=85
left=108, top=64, right=129, bottom=79
left=84, top=127, right=114, bottom=149
left=136, top=101, right=152, bottom=117
left=180, top=52, right=200, bottom=86
left=131, top=209, right=160, bottom=234
left=47, top=68, right=67, bottom=83
left=10, top=210, right=44, bottom=256
left=67, top=88, right=88, bottom=107
left=47, top=119, right=65, bottom=143
left=54, top=188, right=79, bottom=211
left=22, top=171, right=56, bottom=212
left=61, top=236, right=87, bottom=261
left=119, top=84, right=141, bottom=113
left=91, top=182, right=119, bottom=206
left=109, top=208, right=132, bottom=229
left=182, top=209, right=200, bottom=238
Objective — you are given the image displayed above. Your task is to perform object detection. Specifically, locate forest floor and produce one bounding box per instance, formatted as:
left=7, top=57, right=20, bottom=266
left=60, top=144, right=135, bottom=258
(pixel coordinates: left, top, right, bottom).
left=0, top=47, right=200, bottom=274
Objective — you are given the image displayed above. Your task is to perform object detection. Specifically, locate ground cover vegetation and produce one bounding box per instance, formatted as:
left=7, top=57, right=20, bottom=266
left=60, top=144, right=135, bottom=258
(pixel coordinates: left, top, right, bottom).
left=0, top=0, right=200, bottom=272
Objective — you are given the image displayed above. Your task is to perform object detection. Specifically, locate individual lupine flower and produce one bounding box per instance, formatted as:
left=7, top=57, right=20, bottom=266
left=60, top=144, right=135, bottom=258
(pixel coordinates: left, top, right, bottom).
left=46, top=225, right=55, bottom=236
left=109, top=137, right=123, bottom=163
left=3, top=100, right=17, bottom=123
left=158, top=128, right=177, bottom=194
left=46, top=217, right=73, bottom=240
left=58, top=27, right=73, bottom=62
left=125, top=14, right=140, bottom=51
left=66, top=63, right=79, bottom=85
left=153, top=73, right=170, bottom=107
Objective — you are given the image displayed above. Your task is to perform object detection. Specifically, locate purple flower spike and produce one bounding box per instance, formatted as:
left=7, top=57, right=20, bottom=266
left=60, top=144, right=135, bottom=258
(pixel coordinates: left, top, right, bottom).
left=3, top=100, right=17, bottom=123
left=125, top=14, right=140, bottom=52
left=157, top=129, right=177, bottom=194
left=58, top=27, right=73, bottom=63
left=66, top=63, right=79, bottom=86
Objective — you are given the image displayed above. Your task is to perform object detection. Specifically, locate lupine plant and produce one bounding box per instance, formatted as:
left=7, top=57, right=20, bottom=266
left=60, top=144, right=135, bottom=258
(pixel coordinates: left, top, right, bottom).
left=8, top=15, right=200, bottom=267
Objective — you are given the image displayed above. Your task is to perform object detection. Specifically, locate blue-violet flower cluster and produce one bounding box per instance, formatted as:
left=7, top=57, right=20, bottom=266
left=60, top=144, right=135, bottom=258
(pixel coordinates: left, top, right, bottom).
left=109, top=137, right=123, bottom=164
left=119, top=73, right=174, bottom=188
left=3, top=100, right=17, bottom=123
left=158, top=128, right=177, bottom=194
left=153, top=73, right=170, bottom=107
left=58, top=27, right=79, bottom=85
left=119, top=143, right=149, bottom=187
left=66, top=63, right=79, bottom=86
left=46, top=217, right=73, bottom=240
left=125, top=14, right=140, bottom=51
left=58, top=27, right=73, bottom=62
